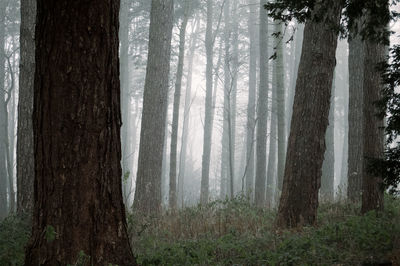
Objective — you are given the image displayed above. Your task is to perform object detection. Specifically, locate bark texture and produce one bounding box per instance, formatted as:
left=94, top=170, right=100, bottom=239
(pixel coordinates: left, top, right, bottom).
left=25, top=1, right=136, bottom=264
left=347, top=24, right=364, bottom=202
left=17, top=0, right=36, bottom=215
left=134, top=0, right=174, bottom=215
left=361, top=27, right=386, bottom=214
left=276, top=1, right=342, bottom=228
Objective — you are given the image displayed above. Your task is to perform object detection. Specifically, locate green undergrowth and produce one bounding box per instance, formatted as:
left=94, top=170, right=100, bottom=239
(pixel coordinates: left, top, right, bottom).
left=0, top=196, right=399, bottom=265
left=129, top=196, right=400, bottom=265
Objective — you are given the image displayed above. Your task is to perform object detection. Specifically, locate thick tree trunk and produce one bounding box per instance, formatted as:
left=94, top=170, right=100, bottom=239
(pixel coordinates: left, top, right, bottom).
left=25, top=1, right=136, bottom=264
left=0, top=0, right=8, bottom=220
left=361, top=25, right=386, bottom=214
left=169, top=0, right=190, bottom=210
left=134, top=0, right=174, bottom=215
left=245, top=0, right=257, bottom=200
left=276, top=1, right=342, bottom=228
left=200, top=0, right=214, bottom=205
left=255, top=0, right=269, bottom=208
left=347, top=24, right=364, bottom=202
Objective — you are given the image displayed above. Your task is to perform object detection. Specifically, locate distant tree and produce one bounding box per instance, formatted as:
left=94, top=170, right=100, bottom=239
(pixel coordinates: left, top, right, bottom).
left=134, top=0, right=174, bottom=215
left=170, top=0, right=191, bottom=211
left=17, top=0, right=35, bottom=215
left=25, top=0, right=136, bottom=264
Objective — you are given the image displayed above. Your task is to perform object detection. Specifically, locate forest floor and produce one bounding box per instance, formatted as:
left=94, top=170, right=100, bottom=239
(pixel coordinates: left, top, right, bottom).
left=1, top=196, right=399, bottom=265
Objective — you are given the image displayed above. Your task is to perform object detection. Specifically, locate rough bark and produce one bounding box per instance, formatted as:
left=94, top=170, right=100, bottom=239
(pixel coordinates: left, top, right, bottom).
left=200, top=0, right=213, bottom=205
left=133, top=0, right=174, bottom=215
left=347, top=24, right=364, bottom=202
left=25, top=1, right=136, bottom=264
left=361, top=24, right=386, bottom=214
left=255, top=0, right=269, bottom=208
left=245, top=0, right=257, bottom=200
left=276, top=1, right=342, bottom=228
left=169, top=0, right=190, bottom=210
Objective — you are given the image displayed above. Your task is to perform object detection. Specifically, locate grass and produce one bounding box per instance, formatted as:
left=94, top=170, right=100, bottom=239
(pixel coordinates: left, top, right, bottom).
left=1, top=196, right=399, bottom=265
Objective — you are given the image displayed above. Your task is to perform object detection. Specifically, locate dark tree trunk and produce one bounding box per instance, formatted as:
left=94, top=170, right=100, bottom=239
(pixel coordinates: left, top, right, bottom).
left=17, top=0, right=36, bottom=215
left=25, top=1, right=136, bottom=264
left=347, top=23, right=365, bottom=202
left=255, top=0, right=269, bottom=208
left=134, top=0, right=174, bottom=215
left=169, top=0, right=190, bottom=211
left=361, top=23, right=386, bottom=214
left=276, top=1, right=342, bottom=228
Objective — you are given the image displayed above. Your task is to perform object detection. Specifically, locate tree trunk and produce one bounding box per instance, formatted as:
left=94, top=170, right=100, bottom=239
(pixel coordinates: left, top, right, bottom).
left=178, top=18, right=200, bottom=208
left=276, top=1, right=342, bottom=228
left=0, top=0, right=8, bottom=220
left=245, top=0, right=257, bottom=200
left=347, top=23, right=364, bottom=202
left=200, top=0, right=214, bottom=205
left=25, top=1, right=136, bottom=264
left=169, top=0, right=190, bottom=211
left=255, top=0, right=269, bottom=208
left=275, top=22, right=286, bottom=195
left=133, top=0, right=174, bottom=215
left=361, top=18, right=386, bottom=213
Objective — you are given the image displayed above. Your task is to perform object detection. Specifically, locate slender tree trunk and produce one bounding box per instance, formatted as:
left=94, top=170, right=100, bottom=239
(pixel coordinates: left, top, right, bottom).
left=178, top=18, right=199, bottom=208
left=133, top=0, right=174, bottom=215
left=276, top=1, right=342, bottom=228
left=347, top=23, right=364, bottom=202
left=25, top=1, right=136, bottom=264
left=169, top=0, right=190, bottom=211
left=0, top=0, right=8, bottom=220
left=220, top=0, right=231, bottom=200
left=255, top=0, right=269, bottom=208
left=245, top=0, right=257, bottom=200
left=275, top=22, right=286, bottom=195
left=266, top=86, right=277, bottom=208
left=361, top=17, right=386, bottom=214
left=200, top=0, right=214, bottom=205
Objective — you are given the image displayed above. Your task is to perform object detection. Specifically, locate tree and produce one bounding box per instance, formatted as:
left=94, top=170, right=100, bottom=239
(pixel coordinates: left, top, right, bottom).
left=245, top=0, right=257, bottom=200
left=347, top=19, right=364, bottom=202
left=25, top=0, right=136, bottom=264
left=255, top=0, right=269, bottom=208
left=17, top=0, right=35, bottom=215
left=361, top=12, right=387, bottom=214
left=169, top=0, right=191, bottom=211
left=133, top=0, right=174, bottom=215
left=276, top=0, right=343, bottom=228
left=200, top=0, right=214, bottom=204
